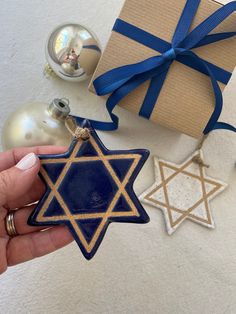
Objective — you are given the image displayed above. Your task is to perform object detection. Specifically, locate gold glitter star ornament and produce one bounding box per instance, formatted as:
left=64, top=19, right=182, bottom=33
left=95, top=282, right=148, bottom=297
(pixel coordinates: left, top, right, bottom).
left=139, top=150, right=227, bottom=234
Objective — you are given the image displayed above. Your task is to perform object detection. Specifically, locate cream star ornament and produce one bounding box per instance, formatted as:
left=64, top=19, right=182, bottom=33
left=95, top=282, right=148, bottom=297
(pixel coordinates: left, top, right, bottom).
left=139, top=150, right=227, bottom=234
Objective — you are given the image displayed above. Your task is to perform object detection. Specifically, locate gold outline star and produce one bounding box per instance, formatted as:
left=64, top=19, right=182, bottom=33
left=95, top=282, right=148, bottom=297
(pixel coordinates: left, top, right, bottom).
left=140, top=150, right=227, bottom=234
left=34, top=136, right=142, bottom=254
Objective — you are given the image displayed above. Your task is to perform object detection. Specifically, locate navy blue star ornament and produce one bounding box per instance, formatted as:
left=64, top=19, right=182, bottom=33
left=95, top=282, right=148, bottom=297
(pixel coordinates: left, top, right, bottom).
left=28, top=119, right=150, bottom=259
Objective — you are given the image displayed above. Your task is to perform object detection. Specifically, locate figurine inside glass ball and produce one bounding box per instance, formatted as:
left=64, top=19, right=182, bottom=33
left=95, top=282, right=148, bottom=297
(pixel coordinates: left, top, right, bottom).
left=45, top=23, right=102, bottom=82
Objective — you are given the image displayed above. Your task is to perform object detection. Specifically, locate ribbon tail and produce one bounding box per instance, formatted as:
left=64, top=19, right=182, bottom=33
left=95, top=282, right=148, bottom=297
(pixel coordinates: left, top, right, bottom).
left=176, top=54, right=231, bottom=85
left=193, top=32, right=236, bottom=48
left=181, top=51, right=223, bottom=134
left=78, top=70, right=158, bottom=131
left=105, top=65, right=169, bottom=117
left=93, top=54, right=167, bottom=95
left=90, top=62, right=172, bottom=131
left=73, top=115, right=119, bottom=131
left=181, top=1, right=236, bottom=49
left=212, top=122, right=236, bottom=132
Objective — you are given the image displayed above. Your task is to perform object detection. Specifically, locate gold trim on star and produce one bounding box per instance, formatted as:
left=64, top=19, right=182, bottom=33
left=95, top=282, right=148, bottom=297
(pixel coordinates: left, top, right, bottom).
left=35, top=137, right=142, bottom=253
left=140, top=150, right=227, bottom=234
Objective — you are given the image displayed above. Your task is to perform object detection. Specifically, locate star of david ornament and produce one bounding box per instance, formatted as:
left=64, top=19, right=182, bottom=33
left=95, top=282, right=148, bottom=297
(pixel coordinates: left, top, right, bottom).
left=28, top=120, right=150, bottom=259
left=140, top=150, right=227, bottom=235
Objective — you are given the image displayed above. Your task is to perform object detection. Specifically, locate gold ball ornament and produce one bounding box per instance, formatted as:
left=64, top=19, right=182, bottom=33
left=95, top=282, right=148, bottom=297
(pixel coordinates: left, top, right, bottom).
left=45, top=23, right=102, bottom=82
left=1, top=98, right=72, bottom=151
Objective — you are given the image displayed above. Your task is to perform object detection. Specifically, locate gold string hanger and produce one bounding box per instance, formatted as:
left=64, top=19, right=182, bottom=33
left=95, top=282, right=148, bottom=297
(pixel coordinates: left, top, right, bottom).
left=65, top=116, right=90, bottom=140
left=192, top=134, right=209, bottom=168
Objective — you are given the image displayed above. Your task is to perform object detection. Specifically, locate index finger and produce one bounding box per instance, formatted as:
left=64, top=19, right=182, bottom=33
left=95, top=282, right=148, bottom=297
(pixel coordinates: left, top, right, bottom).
left=0, top=146, right=68, bottom=172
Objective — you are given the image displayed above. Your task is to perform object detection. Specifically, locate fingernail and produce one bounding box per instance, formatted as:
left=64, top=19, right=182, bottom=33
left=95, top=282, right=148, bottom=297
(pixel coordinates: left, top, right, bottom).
left=16, top=153, right=37, bottom=170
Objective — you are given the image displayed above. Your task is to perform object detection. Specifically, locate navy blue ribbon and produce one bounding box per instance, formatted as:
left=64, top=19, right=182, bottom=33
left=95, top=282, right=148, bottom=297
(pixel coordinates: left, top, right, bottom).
left=76, top=0, right=236, bottom=134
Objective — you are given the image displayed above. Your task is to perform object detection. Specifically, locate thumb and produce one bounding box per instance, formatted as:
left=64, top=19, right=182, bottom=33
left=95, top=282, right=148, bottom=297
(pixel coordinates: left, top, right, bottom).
left=0, top=153, right=40, bottom=208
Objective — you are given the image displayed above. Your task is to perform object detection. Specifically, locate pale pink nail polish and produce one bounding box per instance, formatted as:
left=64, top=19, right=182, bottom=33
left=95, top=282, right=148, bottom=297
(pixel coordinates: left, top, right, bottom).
left=16, top=153, right=37, bottom=170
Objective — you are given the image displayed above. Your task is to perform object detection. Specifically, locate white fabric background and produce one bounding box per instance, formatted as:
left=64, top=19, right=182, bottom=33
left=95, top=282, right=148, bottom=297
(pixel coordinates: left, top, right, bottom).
left=0, top=0, right=235, bottom=313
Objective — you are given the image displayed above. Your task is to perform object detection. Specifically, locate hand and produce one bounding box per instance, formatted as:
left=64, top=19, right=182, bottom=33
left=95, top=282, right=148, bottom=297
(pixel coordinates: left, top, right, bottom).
left=0, top=146, right=73, bottom=275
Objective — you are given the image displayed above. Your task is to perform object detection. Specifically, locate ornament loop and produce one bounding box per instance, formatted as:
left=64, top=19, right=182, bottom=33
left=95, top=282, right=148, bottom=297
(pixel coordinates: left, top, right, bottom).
left=43, top=63, right=56, bottom=78
left=65, top=116, right=90, bottom=140
left=192, top=134, right=210, bottom=168
left=74, top=127, right=90, bottom=140
left=192, top=153, right=209, bottom=168
left=197, top=134, right=209, bottom=151
left=60, top=98, right=70, bottom=106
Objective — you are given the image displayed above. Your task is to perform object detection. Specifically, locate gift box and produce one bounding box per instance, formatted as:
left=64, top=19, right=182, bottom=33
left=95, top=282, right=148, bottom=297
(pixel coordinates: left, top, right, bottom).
left=89, top=0, right=236, bottom=138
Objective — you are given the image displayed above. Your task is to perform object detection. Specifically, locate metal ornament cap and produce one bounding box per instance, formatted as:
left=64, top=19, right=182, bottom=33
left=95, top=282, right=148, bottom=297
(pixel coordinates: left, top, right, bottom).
left=28, top=119, right=150, bottom=260
left=45, top=23, right=102, bottom=82
left=48, top=98, right=70, bottom=120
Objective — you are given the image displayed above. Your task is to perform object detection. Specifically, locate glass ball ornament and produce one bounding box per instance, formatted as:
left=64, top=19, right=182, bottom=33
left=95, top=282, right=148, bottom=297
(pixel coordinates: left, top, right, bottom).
left=45, top=23, right=102, bottom=82
left=1, top=98, right=72, bottom=151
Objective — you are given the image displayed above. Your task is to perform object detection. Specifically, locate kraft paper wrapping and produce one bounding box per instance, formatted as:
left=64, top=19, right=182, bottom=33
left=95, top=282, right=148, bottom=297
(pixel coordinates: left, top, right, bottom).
left=89, top=0, right=236, bottom=138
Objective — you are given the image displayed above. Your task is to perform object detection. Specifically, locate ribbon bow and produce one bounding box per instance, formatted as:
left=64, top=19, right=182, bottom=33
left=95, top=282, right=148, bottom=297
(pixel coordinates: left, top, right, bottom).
left=76, top=0, right=236, bottom=134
